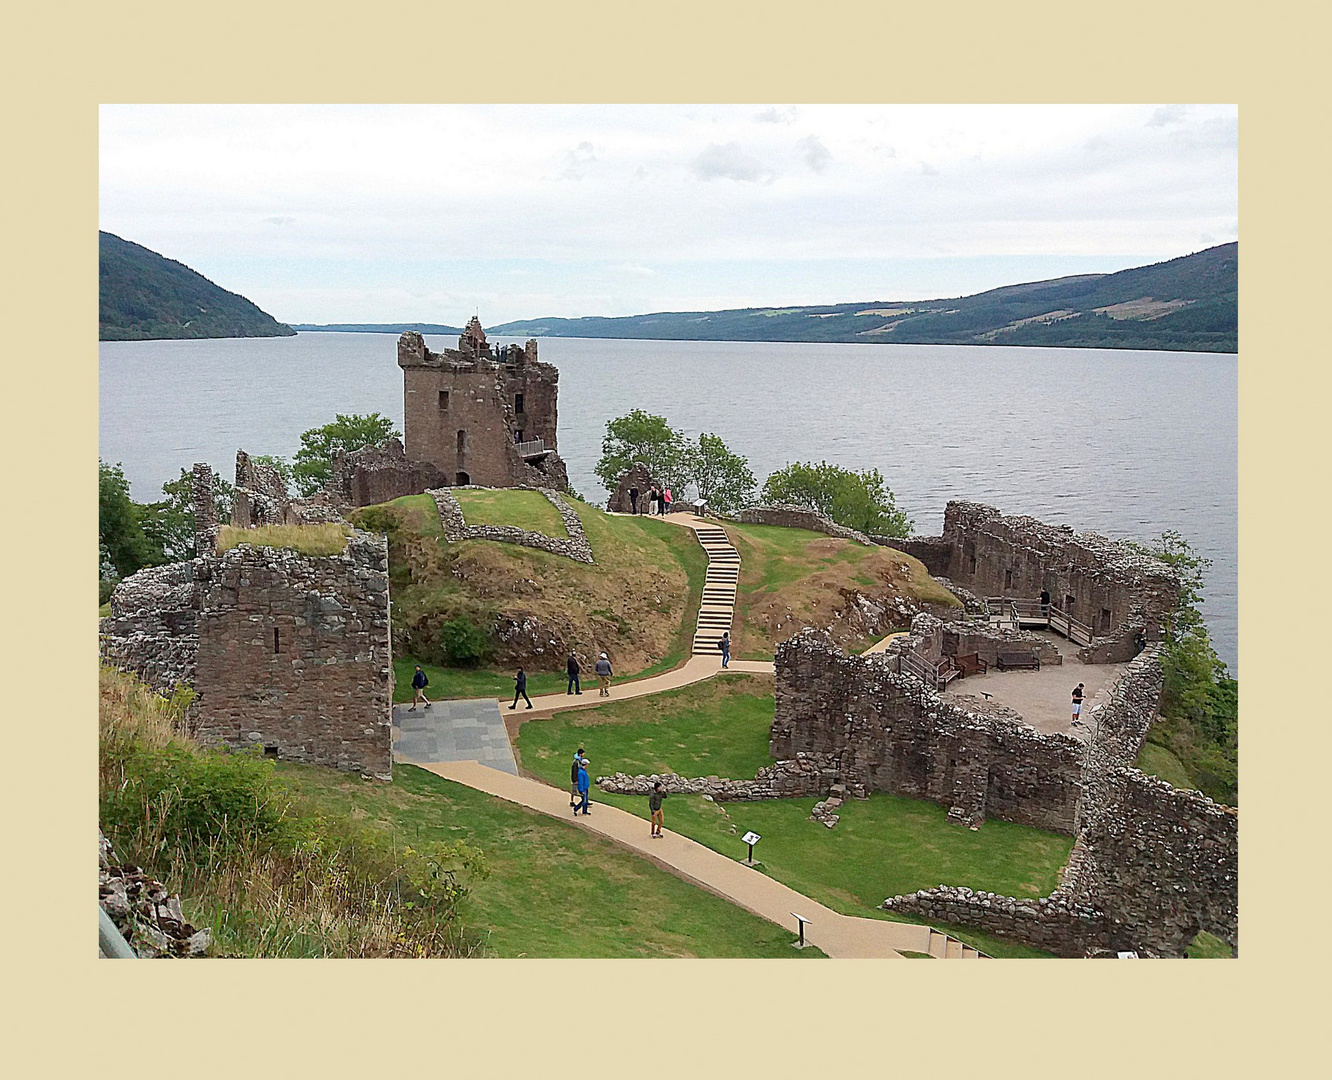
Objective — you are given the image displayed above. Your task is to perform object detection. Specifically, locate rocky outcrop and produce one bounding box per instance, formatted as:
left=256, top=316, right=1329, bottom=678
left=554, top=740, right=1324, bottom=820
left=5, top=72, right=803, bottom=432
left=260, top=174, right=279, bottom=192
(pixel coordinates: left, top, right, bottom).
left=99, top=833, right=212, bottom=959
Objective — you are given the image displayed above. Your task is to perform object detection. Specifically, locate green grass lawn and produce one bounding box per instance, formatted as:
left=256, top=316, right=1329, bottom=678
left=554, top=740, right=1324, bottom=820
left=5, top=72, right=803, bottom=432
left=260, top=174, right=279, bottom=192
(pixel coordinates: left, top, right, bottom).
left=1135, top=741, right=1193, bottom=789
left=275, top=761, right=824, bottom=958
left=453, top=487, right=568, bottom=537
left=515, top=678, right=1071, bottom=958
left=1186, top=930, right=1235, bottom=958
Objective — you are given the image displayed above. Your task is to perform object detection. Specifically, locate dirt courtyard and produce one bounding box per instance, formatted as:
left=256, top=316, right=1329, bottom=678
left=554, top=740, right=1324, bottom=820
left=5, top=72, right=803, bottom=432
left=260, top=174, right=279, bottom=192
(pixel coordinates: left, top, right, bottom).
left=943, top=632, right=1127, bottom=741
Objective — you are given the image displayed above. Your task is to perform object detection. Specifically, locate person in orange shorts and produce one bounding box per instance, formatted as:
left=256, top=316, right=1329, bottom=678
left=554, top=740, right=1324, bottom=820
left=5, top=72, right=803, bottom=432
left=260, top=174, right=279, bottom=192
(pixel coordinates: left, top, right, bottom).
left=649, top=782, right=668, bottom=838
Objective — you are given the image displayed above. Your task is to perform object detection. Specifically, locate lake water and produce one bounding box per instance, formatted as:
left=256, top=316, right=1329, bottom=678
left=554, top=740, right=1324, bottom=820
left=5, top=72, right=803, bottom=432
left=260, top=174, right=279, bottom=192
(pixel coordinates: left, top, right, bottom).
left=99, top=332, right=1238, bottom=672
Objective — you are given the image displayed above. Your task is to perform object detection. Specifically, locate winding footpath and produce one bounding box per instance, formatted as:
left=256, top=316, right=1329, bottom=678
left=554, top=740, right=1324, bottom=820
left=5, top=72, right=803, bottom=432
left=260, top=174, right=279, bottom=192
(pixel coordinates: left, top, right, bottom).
left=399, top=510, right=984, bottom=958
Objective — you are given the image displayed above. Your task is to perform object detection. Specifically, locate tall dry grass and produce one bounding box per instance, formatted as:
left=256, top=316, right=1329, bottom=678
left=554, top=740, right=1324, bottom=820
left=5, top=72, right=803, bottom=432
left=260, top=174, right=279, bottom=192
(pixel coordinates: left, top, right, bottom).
left=215, top=522, right=349, bottom=557
left=99, top=665, right=483, bottom=957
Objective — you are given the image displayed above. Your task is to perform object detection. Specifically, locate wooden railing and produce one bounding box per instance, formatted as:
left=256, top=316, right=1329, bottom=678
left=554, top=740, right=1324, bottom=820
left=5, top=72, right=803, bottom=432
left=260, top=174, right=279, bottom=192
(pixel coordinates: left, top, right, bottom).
left=981, top=596, right=1097, bottom=646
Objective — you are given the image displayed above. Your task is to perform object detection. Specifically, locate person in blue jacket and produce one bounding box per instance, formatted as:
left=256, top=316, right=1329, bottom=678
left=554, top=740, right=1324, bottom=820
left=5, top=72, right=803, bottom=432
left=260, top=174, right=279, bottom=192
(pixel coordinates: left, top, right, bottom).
left=574, top=758, right=591, bottom=816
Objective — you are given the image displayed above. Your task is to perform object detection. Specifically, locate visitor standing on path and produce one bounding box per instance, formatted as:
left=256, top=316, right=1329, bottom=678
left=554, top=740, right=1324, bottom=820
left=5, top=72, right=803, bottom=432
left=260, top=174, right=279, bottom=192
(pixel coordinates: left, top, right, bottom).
left=662, top=486, right=672, bottom=514
left=1040, top=588, right=1051, bottom=617
left=409, top=665, right=432, bottom=711
left=719, top=631, right=731, bottom=668
left=570, top=747, right=588, bottom=808
left=649, top=485, right=660, bottom=515
left=1071, top=682, right=1085, bottom=726
left=574, top=758, right=591, bottom=815
left=510, top=666, right=533, bottom=710
left=595, top=652, right=613, bottom=696
left=566, top=651, right=582, bottom=695
left=629, top=486, right=639, bottom=514
left=649, top=782, right=667, bottom=838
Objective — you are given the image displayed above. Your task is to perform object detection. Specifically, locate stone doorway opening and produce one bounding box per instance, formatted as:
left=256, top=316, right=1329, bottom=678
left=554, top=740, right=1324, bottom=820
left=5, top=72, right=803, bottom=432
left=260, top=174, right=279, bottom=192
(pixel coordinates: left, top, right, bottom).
left=456, top=471, right=470, bottom=485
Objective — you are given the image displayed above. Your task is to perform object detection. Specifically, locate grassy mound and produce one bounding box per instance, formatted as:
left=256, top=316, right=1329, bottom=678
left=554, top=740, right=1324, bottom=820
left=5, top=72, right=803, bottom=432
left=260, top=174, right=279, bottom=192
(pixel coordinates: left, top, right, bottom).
left=351, top=493, right=705, bottom=692
left=216, top=522, right=349, bottom=556
left=453, top=487, right=568, bottom=537
left=515, top=677, right=1071, bottom=957
left=725, top=521, right=961, bottom=659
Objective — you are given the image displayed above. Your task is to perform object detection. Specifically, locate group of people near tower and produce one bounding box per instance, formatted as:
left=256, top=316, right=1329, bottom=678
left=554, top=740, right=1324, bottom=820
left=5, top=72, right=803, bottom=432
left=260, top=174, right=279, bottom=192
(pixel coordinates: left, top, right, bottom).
left=626, top=484, right=673, bottom=515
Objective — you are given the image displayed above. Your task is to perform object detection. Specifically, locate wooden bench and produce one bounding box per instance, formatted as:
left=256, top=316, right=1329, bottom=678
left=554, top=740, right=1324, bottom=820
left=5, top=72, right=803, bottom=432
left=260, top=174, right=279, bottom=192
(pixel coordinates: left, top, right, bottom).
left=996, top=650, right=1041, bottom=671
left=954, top=653, right=989, bottom=678
left=934, top=659, right=959, bottom=688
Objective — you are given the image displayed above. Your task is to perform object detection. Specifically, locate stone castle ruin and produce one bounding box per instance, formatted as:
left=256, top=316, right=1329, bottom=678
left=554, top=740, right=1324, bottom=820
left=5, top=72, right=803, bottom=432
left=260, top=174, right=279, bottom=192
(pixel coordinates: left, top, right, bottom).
left=100, top=455, right=393, bottom=779
left=397, top=317, right=569, bottom=492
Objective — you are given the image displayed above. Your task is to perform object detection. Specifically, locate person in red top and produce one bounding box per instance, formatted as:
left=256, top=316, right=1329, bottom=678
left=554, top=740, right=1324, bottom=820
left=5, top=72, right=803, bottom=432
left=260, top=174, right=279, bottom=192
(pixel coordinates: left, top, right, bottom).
left=662, top=486, right=672, bottom=514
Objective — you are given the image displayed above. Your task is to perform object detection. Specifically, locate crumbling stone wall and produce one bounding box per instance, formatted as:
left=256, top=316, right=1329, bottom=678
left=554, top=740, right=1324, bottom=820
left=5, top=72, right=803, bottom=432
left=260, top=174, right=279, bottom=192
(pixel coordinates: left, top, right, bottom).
left=327, top=437, right=448, bottom=509
left=899, top=501, right=1180, bottom=663
left=191, top=530, right=393, bottom=779
left=772, top=627, right=1083, bottom=832
left=598, top=752, right=840, bottom=801
left=941, top=622, right=1064, bottom=667
left=231, top=449, right=291, bottom=528
left=100, top=529, right=394, bottom=781
left=607, top=462, right=658, bottom=514
left=191, top=462, right=218, bottom=553
left=429, top=486, right=593, bottom=563
left=397, top=322, right=569, bottom=490
left=732, top=504, right=875, bottom=546
left=882, top=648, right=1238, bottom=957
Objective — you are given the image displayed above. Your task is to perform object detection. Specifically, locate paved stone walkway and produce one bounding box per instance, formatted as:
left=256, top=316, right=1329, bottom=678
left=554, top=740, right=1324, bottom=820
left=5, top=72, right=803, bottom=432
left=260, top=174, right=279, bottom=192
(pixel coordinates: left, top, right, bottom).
left=393, top=698, right=517, bottom=775
left=411, top=759, right=982, bottom=959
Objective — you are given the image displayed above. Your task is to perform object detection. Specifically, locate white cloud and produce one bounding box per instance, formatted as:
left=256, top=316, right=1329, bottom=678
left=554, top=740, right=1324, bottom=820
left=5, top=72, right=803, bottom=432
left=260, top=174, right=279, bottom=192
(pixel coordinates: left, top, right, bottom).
left=797, top=134, right=832, bottom=172
left=754, top=106, right=797, bottom=124
left=692, top=141, right=775, bottom=183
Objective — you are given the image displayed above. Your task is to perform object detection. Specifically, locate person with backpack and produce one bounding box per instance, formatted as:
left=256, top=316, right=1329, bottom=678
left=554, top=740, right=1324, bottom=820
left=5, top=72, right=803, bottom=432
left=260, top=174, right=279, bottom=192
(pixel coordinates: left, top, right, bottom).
left=574, top=757, right=591, bottom=816
left=509, top=666, right=533, bottom=710
left=409, top=664, right=432, bottom=711
left=594, top=652, right=613, bottom=696
left=566, top=651, right=582, bottom=695
left=649, top=782, right=668, bottom=838
left=570, top=748, right=587, bottom=808
left=719, top=631, right=731, bottom=669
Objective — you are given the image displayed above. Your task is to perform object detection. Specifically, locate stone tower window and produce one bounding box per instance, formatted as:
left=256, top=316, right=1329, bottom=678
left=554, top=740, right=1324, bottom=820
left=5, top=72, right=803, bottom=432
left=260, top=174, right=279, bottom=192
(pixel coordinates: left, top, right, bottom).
left=515, top=392, right=525, bottom=414
left=439, top=390, right=449, bottom=410
left=273, top=627, right=280, bottom=654
left=1100, top=608, right=1113, bottom=632
left=457, top=429, right=466, bottom=456
left=1004, top=569, right=1013, bottom=589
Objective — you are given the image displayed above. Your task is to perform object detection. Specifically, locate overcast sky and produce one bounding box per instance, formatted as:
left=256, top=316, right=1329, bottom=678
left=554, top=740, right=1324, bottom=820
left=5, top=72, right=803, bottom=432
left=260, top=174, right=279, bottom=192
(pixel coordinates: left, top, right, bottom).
left=99, top=104, right=1238, bottom=325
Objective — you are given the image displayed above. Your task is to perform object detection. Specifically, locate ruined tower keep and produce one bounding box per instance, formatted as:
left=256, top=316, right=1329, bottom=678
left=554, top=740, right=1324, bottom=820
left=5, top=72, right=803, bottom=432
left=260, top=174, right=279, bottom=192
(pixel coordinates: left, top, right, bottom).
left=397, top=318, right=569, bottom=490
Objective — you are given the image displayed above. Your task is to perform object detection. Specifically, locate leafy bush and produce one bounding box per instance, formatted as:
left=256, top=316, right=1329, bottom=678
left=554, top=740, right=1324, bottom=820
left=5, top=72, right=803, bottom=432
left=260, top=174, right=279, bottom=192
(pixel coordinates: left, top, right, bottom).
left=292, top=413, right=400, bottom=496
left=762, top=461, right=912, bottom=537
left=439, top=616, right=491, bottom=665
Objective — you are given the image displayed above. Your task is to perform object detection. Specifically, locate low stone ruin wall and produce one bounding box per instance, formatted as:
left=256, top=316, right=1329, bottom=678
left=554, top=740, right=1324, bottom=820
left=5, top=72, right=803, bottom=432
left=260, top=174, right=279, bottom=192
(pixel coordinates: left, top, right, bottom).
left=597, top=752, right=841, bottom=801
left=942, top=622, right=1064, bottom=667
left=100, top=833, right=212, bottom=958
left=429, top=486, right=594, bottom=563
left=731, top=504, right=875, bottom=546
left=773, top=625, right=1084, bottom=832
left=882, top=647, right=1238, bottom=957
left=328, top=437, right=448, bottom=509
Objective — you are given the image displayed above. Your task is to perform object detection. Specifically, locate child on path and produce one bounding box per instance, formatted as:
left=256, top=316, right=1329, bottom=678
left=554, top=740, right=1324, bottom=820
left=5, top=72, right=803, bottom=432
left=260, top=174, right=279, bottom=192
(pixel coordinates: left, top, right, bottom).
left=719, top=631, right=731, bottom=668
left=574, top=759, right=591, bottom=815
left=649, top=782, right=667, bottom=838
left=1071, top=682, right=1085, bottom=726
left=595, top=652, right=613, bottom=696
left=409, top=665, right=432, bottom=711
left=570, top=748, right=587, bottom=808
left=510, top=666, right=533, bottom=710
left=566, top=651, right=582, bottom=695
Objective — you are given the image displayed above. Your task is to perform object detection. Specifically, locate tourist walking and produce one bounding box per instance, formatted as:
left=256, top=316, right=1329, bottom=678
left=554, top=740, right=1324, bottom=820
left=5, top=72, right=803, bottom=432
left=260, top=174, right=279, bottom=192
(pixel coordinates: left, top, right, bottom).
left=409, top=664, right=432, bottom=711
left=662, top=486, right=673, bottom=514
left=574, top=757, right=591, bottom=815
left=648, top=485, right=660, bottom=515
left=1039, top=588, right=1050, bottom=617
left=570, top=747, right=587, bottom=808
left=1071, top=682, right=1085, bottom=726
left=719, top=631, right=731, bottom=668
left=629, top=485, right=639, bottom=514
left=509, top=666, right=533, bottom=710
left=1133, top=627, right=1147, bottom=655
left=649, top=782, right=668, bottom=838
left=595, top=652, right=613, bottom=696
left=566, top=651, right=582, bottom=695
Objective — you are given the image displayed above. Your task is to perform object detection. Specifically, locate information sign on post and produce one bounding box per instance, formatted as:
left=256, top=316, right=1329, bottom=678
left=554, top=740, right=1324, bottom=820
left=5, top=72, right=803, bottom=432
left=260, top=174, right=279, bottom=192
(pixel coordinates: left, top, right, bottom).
left=741, top=831, right=761, bottom=865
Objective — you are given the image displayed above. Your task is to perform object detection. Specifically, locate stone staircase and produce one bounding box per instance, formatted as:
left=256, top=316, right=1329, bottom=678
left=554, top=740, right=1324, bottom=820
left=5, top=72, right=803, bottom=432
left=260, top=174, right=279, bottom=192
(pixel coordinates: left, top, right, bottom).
left=691, top=523, right=740, bottom=656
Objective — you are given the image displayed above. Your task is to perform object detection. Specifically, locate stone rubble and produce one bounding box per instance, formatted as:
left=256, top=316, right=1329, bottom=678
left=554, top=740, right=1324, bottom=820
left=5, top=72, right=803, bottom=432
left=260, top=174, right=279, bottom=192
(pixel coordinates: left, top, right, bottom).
left=99, top=833, right=212, bottom=959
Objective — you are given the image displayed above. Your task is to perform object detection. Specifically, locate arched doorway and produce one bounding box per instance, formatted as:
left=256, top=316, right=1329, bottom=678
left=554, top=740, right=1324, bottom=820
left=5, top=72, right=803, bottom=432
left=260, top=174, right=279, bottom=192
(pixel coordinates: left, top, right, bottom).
left=456, top=471, right=470, bottom=485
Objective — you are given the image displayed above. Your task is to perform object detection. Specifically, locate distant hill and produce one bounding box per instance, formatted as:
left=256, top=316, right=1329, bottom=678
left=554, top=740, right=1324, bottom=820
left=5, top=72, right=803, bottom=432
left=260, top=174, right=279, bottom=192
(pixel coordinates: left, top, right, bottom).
left=290, top=323, right=464, bottom=335
left=99, top=231, right=295, bottom=341
left=487, top=243, right=1237, bottom=353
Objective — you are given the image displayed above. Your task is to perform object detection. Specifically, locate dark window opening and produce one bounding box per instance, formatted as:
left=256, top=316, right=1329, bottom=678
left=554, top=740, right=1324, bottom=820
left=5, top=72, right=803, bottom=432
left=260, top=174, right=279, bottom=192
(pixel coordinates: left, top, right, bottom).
left=438, top=390, right=449, bottom=410
left=1100, top=608, right=1113, bottom=632
left=263, top=745, right=279, bottom=759
left=1004, top=569, right=1013, bottom=589
left=515, top=393, right=525, bottom=414
left=456, top=471, right=470, bottom=485
left=1065, top=595, right=1076, bottom=612
left=456, top=429, right=466, bottom=455
left=273, top=627, right=280, bottom=653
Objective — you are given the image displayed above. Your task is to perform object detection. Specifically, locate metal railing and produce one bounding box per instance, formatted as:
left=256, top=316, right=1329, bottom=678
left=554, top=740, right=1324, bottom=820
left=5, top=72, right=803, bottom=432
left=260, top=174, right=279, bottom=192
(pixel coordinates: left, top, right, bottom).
left=514, top=437, right=548, bottom=458
left=99, top=906, right=136, bottom=959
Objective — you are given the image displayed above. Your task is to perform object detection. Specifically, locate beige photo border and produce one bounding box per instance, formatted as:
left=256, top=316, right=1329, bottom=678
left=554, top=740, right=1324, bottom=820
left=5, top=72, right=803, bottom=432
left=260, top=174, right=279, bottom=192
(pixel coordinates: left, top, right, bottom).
left=4, top=0, right=1323, bottom=1073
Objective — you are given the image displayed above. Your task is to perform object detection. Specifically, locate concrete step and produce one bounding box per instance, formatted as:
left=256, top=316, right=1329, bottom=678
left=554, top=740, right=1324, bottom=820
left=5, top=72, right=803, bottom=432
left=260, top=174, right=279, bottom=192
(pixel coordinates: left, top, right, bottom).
left=927, top=931, right=948, bottom=958
left=945, top=938, right=963, bottom=959
left=962, top=946, right=981, bottom=959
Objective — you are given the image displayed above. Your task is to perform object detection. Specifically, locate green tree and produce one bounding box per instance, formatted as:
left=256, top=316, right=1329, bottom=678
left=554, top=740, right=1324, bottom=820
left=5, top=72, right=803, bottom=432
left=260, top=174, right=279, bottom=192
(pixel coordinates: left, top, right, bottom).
left=686, top=432, right=756, bottom=514
left=594, top=410, right=688, bottom=493
left=99, top=460, right=159, bottom=578
left=251, top=454, right=294, bottom=496
left=292, top=413, right=400, bottom=496
left=138, top=468, right=236, bottom=562
left=761, top=461, right=912, bottom=537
